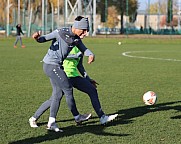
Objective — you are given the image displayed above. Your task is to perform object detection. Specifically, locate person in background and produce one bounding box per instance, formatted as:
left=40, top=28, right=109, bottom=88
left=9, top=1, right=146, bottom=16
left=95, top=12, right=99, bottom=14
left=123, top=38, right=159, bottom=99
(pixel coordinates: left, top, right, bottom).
left=63, top=47, right=118, bottom=125
left=14, top=24, right=25, bottom=48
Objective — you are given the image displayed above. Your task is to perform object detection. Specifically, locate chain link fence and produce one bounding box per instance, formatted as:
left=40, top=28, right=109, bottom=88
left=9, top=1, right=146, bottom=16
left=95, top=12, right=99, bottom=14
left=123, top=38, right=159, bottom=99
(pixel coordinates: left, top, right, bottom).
left=1, top=0, right=180, bottom=37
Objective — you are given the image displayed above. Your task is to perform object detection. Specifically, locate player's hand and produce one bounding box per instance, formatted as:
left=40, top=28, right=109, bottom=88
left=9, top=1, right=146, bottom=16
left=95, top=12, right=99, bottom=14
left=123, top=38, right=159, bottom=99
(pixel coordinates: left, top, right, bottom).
left=88, top=55, right=95, bottom=64
left=32, top=31, right=41, bottom=40
left=90, top=79, right=99, bottom=88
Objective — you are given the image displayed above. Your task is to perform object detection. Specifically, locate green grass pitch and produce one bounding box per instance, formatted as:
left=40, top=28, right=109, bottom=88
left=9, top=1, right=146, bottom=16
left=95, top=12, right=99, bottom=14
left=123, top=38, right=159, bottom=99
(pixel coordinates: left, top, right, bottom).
left=0, top=37, right=181, bottom=144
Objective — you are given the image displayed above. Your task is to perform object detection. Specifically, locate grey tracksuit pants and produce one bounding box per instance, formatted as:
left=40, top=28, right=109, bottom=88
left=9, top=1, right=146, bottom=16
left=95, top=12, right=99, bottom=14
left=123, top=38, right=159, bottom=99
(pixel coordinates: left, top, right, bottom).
left=14, top=35, right=23, bottom=46
left=33, top=63, right=79, bottom=119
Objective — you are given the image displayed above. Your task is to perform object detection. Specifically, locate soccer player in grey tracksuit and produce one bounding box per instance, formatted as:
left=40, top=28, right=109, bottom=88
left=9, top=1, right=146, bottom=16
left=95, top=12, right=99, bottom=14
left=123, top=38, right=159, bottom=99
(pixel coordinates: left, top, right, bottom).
left=29, top=16, right=94, bottom=132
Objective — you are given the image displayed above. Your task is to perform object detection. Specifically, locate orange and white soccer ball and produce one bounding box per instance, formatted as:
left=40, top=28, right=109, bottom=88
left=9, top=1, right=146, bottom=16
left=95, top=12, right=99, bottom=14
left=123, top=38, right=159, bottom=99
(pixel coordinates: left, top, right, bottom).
left=143, top=91, right=157, bottom=105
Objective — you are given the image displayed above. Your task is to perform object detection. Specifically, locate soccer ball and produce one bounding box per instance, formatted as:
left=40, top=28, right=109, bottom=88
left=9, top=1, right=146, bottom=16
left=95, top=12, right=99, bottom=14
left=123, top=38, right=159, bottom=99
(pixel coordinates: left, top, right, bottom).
left=143, top=91, right=157, bottom=105
left=118, top=42, right=122, bottom=45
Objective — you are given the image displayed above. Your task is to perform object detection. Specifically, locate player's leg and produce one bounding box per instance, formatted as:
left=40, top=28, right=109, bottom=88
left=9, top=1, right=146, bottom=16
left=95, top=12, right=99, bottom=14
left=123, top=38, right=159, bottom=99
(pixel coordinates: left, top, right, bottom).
left=29, top=64, right=63, bottom=130
left=19, top=36, right=22, bottom=46
left=29, top=99, right=51, bottom=128
left=70, top=76, right=118, bottom=124
left=52, top=67, right=91, bottom=124
left=19, top=36, right=25, bottom=48
left=43, top=63, right=63, bottom=132
left=70, top=76, right=104, bottom=118
left=14, top=36, right=19, bottom=48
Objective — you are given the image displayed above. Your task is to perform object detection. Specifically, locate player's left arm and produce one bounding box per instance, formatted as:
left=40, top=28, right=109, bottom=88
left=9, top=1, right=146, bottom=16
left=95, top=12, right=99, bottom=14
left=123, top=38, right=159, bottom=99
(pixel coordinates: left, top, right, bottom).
left=20, top=28, right=24, bottom=35
left=77, top=56, right=90, bottom=80
left=77, top=57, right=99, bottom=88
left=76, top=40, right=95, bottom=64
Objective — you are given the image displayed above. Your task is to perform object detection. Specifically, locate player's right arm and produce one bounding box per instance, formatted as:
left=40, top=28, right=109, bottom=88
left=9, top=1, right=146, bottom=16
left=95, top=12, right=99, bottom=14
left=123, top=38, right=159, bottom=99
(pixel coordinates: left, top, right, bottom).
left=32, top=30, right=60, bottom=43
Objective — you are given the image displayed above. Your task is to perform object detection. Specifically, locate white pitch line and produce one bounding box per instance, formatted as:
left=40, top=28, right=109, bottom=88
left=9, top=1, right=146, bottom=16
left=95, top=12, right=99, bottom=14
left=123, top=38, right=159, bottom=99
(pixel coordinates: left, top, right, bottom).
left=122, top=51, right=181, bottom=62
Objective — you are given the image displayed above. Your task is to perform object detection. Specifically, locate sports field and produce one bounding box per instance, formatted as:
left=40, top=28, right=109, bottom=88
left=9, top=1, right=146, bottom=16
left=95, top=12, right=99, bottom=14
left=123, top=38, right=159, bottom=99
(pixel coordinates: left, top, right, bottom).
left=0, top=37, right=181, bottom=144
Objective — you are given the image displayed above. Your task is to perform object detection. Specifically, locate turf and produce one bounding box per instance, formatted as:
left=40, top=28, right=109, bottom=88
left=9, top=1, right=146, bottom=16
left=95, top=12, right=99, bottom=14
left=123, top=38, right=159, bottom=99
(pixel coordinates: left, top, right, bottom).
left=0, top=37, right=181, bottom=144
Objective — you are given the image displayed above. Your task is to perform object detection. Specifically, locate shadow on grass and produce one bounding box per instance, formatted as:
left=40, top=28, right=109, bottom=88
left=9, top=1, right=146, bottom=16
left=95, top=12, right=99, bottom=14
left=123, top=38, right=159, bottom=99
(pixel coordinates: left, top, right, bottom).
left=9, top=101, right=181, bottom=144
left=9, top=123, right=129, bottom=144
left=89, top=100, right=181, bottom=128
left=117, top=100, right=181, bottom=121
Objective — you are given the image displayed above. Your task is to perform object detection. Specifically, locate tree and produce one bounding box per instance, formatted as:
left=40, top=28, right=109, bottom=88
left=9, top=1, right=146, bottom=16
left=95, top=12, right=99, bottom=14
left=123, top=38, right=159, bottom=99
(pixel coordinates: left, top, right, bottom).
left=96, top=0, right=138, bottom=33
left=0, top=0, right=6, bottom=27
left=107, top=6, right=119, bottom=28
left=0, top=0, right=16, bottom=26
left=148, top=0, right=179, bottom=27
left=167, top=0, right=173, bottom=23
left=49, top=0, right=64, bottom=11
left=149, top=0, right=177, bottom=15
left=115, top=0, right=138, bottom=34
left=96, top=0, right=106, bottom=22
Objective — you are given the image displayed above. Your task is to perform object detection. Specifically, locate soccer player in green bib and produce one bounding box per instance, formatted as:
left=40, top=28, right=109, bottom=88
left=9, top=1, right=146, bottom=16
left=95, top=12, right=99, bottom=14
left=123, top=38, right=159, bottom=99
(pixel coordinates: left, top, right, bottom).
left=63, top=47, right=118, bottom=124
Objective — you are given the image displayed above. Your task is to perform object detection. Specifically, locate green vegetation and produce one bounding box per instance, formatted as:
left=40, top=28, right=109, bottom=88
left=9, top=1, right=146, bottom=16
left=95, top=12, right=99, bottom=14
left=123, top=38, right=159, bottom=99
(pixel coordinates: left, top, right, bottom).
left=0, top=37, right=181, bottom=144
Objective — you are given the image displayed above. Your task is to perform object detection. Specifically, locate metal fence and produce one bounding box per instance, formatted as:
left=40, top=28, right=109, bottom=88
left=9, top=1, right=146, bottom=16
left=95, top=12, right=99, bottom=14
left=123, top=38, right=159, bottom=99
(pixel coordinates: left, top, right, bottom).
left=1, top=0, right=181, bottom=37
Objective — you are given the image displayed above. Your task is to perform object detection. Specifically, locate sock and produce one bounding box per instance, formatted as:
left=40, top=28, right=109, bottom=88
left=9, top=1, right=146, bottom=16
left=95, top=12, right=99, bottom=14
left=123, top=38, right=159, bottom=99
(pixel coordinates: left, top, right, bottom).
left=100, top=114, right=106, bottom=119
left=48, top=117, right=55, bottom=127
left=74, top=114, right=80, bottom=120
